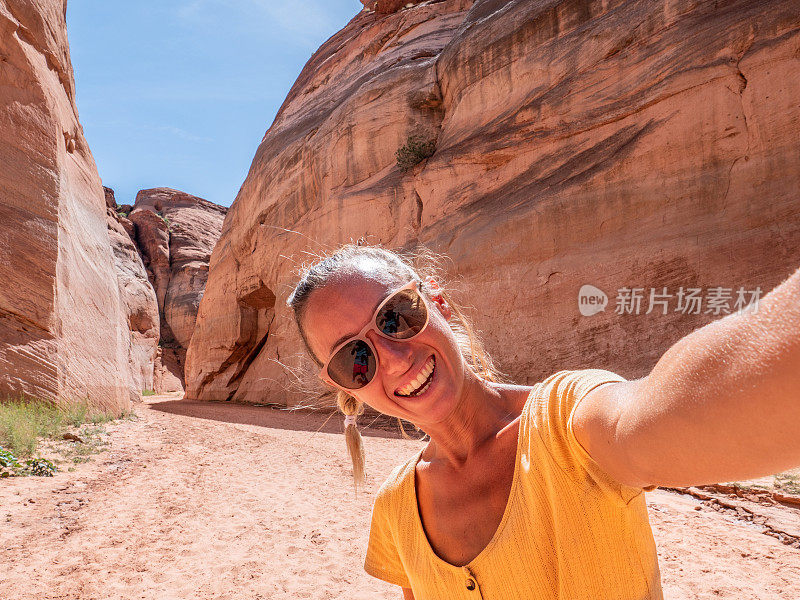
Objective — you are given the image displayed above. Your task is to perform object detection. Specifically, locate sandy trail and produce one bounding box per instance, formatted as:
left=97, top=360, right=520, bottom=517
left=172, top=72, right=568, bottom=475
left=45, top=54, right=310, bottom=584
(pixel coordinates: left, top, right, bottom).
left=1, top=394, right=799, bottom=599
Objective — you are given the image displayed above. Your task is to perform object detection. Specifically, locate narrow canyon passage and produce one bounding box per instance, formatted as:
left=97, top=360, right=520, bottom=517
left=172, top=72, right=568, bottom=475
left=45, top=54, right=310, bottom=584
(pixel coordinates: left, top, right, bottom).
left=0, top=396, right=798, bottom=600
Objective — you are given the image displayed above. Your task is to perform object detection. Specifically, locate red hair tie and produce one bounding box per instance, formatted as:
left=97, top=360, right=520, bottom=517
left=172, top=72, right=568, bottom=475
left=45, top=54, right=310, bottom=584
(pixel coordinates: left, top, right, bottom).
left=425, top=277, right=444, bottom=303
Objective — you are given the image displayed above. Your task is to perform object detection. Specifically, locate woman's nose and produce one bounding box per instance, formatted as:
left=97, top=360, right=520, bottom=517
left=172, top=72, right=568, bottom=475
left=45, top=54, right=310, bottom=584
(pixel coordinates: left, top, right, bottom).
left=366, top=329, right=414, bottom=376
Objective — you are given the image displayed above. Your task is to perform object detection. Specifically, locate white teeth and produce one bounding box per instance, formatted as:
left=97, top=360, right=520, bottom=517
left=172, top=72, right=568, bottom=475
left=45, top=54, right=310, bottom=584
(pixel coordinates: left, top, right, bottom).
left=397, top=356, right=435, bottom=396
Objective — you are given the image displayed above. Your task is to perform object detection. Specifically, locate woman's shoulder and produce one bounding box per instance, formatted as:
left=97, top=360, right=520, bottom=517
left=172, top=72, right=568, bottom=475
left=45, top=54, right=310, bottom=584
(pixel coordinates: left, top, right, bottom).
left=372, top=447, right=424, bottom=512
left=523, top=368, right=626, bottom=443
left=524, top=368, right=650, bottom=503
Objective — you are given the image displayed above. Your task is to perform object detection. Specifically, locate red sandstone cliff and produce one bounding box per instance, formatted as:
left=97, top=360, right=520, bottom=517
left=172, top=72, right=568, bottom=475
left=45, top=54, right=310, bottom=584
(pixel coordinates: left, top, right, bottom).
left=1, top=2, right=230, bottom=404
left=104, top=188, right=161, bottom=398
left=0, top=0, right=133, bottom=411
left=129, top=188, right=227, bottom=390
left=183, top=0, right=798, bottom=405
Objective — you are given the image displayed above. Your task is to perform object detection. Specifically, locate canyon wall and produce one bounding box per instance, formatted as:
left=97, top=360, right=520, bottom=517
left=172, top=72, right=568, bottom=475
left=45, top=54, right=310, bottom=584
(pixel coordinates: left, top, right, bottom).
left=184, top=0, right=800, bottom=405
left=0, top=2, right=229, bottom=405
left=129, top=188, right=227, bottom=390
left=0, top=0, right=132, bottom=411
left=105, top=189, right=160, bottom=398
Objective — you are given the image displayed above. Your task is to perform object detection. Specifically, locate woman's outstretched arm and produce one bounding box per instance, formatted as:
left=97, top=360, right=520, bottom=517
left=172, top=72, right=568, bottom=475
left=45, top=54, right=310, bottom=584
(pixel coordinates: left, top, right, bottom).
left=574, top=265, right=800, bottom=488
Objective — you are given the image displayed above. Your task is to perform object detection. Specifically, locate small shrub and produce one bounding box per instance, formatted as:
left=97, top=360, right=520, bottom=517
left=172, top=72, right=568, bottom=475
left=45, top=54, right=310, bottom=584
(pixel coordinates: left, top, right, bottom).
left=142, top=389, right=156, bottom=396
left=775, top=473, right=800, bottom=495
left=0, top=447, right=56, bottom=477
left=0, top=447, right=22, bottom=477
left=24, top=457, right=56, bottom=477
left=0, top=396, right=115, bottom=457
left=0, top=399, right=64, bottom=456
left=65, top=402, right=89, bottom=428
left=396, top=134, right=436, bottom=172
left=89, top=411, right=115, bottom=425
left=116, top=210, right=129, bottom=219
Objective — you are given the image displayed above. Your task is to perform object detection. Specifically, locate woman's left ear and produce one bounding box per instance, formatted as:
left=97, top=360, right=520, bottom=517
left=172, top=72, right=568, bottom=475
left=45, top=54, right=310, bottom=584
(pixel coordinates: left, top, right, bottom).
left=424, top=277, right=451, bottom=320
left=432, top=295, right=452, bottom=321
left=439, top=300, right=452, bottom=321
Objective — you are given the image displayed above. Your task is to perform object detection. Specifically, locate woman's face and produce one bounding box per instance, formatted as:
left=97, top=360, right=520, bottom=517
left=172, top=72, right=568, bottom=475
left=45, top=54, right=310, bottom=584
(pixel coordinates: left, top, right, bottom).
left=302, top=268, right=468, bottom=427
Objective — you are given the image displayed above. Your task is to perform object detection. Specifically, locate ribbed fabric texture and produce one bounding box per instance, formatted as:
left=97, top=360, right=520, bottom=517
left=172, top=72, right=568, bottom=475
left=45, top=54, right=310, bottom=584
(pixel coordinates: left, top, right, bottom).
left=364, top=369, right=663, bottom=599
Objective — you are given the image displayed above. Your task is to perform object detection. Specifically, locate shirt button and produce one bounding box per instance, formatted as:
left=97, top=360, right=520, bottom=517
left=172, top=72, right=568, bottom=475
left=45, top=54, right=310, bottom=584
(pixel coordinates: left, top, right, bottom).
left=465, top=578, right=476, bottom=591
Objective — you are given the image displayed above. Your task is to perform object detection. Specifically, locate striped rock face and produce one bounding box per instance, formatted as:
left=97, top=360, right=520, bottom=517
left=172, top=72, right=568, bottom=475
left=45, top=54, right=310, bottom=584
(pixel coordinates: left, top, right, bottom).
left=186, top=0, right=800, bottom=406
left=0, top=0, right=133, bottom=411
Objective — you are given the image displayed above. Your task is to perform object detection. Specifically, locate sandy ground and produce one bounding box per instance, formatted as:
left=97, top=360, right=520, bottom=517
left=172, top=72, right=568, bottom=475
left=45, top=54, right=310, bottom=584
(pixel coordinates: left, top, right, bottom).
left=1, top=394, right=799, bottom=600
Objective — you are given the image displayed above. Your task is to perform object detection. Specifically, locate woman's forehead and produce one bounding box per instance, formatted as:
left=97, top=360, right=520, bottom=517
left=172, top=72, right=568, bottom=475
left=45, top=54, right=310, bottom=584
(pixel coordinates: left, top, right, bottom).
left=316, top=271, right=395, bottom=310
left=302, top=270, right=403, bottom=355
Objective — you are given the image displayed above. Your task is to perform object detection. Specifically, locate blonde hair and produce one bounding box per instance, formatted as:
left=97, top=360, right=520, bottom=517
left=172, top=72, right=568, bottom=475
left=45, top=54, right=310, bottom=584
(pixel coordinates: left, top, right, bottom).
left=286, top=243, right=503, bottom=489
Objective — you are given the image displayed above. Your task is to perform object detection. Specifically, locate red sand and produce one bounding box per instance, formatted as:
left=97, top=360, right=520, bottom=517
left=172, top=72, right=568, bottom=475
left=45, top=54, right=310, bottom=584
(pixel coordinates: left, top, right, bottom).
left=1, top=394, right=798, bottom=599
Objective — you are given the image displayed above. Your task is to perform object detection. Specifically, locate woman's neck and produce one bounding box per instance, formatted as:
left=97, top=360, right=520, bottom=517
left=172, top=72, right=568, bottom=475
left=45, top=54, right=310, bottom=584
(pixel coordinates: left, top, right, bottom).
left=418, top=372, right=530, bottom=468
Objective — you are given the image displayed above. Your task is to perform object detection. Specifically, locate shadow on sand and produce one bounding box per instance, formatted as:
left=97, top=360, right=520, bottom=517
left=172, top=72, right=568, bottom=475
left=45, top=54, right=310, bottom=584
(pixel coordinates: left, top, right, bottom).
left=147, top=396, right=422, bottom=440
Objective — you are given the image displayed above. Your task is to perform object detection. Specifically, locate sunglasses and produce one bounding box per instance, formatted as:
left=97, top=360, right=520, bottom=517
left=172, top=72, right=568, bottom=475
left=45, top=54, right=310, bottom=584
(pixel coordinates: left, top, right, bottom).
left=319, top=280, right=430, bottom=390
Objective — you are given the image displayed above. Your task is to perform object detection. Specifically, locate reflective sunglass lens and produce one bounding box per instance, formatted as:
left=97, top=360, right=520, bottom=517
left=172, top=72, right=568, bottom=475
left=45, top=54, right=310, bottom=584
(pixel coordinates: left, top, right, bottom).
left=327, top=339, right=376, bottom=389
left=377, top=289, right=427, bottom=339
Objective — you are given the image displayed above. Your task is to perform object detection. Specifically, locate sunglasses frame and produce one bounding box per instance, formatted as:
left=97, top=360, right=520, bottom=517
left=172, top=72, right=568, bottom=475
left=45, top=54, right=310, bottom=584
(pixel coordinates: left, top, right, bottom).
left=319, top=279, right=431, bottom=391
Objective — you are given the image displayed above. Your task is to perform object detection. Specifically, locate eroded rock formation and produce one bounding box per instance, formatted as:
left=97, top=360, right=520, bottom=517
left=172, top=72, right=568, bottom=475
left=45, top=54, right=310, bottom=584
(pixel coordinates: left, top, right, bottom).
left=0, top=0, right=133, bottom=411
left=361, top=0, right=424, bottom=14
left=104, top=189, right=160, bottom=398
left=129, top=188, right=227, bottom=388
left=188, top=0, right=800, bottom=405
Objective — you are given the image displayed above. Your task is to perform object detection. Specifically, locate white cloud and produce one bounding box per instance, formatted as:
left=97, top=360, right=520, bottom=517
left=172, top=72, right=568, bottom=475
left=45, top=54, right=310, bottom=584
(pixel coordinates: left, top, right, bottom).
left=256, top=1, right=339, bottom=41
left=152, top=125, right=213, bottom=143
left=176, top=0, right=348, bottom=47
left=87, top=117, right=212, bottom=143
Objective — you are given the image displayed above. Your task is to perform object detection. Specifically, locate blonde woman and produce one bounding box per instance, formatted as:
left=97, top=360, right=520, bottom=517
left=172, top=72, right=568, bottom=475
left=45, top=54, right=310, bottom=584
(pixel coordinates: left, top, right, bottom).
left=286, top=243, right=800, bottom=599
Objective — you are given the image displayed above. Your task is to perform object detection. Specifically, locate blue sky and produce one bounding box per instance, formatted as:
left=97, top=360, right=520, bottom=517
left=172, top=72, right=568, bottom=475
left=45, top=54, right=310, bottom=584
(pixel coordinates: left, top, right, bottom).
left=67, top=1, right=362, bottom=207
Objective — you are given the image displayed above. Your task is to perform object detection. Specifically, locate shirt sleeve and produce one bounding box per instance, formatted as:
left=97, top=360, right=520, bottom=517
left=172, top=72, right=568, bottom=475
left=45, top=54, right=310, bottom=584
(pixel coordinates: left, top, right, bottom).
left=363, top=478, right=411, bottom=588
left=532, top=368, right=655, bottom=504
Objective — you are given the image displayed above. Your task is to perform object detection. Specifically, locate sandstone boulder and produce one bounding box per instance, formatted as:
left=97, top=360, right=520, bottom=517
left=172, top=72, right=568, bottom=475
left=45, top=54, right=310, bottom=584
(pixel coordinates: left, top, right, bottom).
left=186, top=0, right=800, bottom=405
left=0, top=0, right=133, bottom=411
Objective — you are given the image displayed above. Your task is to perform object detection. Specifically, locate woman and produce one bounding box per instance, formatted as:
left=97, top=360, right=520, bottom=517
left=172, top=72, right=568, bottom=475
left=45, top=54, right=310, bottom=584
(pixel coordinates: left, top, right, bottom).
left=287, top=243, right=800, bottom=599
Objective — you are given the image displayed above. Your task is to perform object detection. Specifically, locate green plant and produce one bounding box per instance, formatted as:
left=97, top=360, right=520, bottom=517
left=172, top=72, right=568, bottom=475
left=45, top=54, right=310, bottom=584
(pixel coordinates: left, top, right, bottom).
left=0, top=447, right=22, bottom=477
left=775, top=473, right=800, bottom=495
left=0, top=396, right=116, bottom=457
left=156, top=212, right=171, bottom=229
left=24, top=457, right=56, bottom=477
left=0, top=398, right=64, bottom=456
left=396, top=134, right=436, bottom=172
left=116, top=210, right=129, bottom=219
left=89, top=411, right=115, bottom=425
left=142, top=389, right=156, bottom=396
left=0, top=447, right=56, bottom=477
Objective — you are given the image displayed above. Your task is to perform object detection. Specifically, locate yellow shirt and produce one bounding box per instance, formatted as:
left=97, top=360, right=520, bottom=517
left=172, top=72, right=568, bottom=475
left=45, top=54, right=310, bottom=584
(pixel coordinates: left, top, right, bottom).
left=364, top=369, right=663, bottom=599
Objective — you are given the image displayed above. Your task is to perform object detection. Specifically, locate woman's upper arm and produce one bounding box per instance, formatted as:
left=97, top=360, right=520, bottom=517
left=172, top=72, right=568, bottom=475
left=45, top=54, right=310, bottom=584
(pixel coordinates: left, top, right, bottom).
left=572, top=378, right=654, bottom=488
left=402, top=587, right=415, bottom=599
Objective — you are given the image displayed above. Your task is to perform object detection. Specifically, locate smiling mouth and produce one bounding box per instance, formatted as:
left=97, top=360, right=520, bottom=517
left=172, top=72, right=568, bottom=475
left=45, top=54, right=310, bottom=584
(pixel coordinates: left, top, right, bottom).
left=395, top=355, right=435, bottom=397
